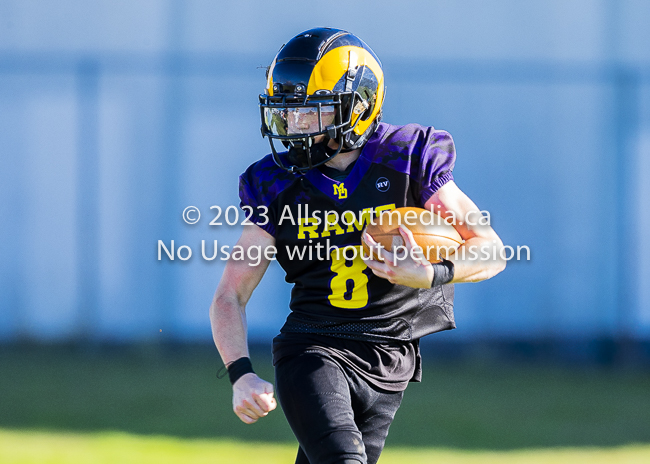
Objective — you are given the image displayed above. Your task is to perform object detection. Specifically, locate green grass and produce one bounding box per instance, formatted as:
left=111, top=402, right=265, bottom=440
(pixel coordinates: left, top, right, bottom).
left=1, top=344, right=650, bottom=454
left=389, top=361, right=650, bottom=449
left=0, top=430, right=295, bottom=464
left=2, top=430, right=650, bottom=464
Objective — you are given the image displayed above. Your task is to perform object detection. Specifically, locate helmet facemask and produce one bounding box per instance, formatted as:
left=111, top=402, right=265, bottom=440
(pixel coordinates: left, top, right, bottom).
left=259, top=90, right=366, bottom=173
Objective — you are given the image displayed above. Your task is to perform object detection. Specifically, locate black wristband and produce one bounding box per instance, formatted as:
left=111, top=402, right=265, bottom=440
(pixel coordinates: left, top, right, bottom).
left=431, top=259, right=455, bottom=287
left=227, top=357, right=255, bottom=385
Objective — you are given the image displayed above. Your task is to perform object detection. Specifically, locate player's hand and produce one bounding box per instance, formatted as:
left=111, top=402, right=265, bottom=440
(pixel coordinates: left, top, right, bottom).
left=232, top=373, right=277, bottom=424
left=362, top=225, right=434, bottom=288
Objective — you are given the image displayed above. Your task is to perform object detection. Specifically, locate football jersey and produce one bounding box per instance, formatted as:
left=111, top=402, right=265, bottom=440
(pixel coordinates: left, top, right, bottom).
left=239, top=123, right=457, bottom=343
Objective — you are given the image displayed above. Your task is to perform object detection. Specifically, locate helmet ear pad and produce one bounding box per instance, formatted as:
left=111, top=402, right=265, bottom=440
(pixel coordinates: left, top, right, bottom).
left=330, top=65, right=381, bottom=150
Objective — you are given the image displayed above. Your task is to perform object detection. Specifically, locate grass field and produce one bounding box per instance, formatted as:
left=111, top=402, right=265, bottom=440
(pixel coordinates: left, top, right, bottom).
left=2, top=429, right=650, bottom=464
left=1, top=344, right=650, bottom=463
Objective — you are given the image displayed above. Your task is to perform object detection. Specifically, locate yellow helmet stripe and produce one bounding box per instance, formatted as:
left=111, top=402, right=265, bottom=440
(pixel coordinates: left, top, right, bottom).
left=266, top=57, right=277, bottom=96
left=307, top=45, right=384, bottom=137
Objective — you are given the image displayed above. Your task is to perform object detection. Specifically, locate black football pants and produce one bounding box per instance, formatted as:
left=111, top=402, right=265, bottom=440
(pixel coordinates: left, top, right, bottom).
left=275, top=351, right=404, bottom=464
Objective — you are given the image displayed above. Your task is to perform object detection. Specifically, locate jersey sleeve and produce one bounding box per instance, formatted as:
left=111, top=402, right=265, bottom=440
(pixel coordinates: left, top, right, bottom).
left=238, top=154, right=300, bottom=237
left=416, top=128, right=456, bottom=206
left=238, top=171, right=277, bottom=236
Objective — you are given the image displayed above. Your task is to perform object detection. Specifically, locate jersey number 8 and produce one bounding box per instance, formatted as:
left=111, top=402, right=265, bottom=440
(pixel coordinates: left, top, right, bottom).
left=328, top=246, right=369, bottom=309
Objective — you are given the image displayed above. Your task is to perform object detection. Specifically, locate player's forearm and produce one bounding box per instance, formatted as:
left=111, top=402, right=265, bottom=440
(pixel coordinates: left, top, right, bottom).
left=448, top=236, right=506, bottom=283
left=210, top=294, right=250, bottom=365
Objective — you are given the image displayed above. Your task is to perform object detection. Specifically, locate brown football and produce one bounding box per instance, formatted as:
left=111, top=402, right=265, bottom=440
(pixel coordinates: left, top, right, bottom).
left=362, top=207, right=463, bottom=263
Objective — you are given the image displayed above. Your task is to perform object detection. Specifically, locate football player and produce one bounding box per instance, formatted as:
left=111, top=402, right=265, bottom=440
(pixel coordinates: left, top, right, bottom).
left=210, top=27, right=506, bottom=464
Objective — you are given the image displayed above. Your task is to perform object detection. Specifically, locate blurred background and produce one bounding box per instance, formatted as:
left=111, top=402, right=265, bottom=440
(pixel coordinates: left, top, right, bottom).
left=1, top=1, right=650, bottom=463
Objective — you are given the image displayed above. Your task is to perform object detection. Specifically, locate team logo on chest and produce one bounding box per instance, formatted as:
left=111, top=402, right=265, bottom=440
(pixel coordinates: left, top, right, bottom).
left=376, top=177, right=390, bottom=192
left=333, top=182, right=348, bottom=199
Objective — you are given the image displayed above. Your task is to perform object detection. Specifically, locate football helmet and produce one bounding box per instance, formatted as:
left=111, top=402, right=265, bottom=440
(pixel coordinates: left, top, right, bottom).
left=260, top=27, right=385, bottom=172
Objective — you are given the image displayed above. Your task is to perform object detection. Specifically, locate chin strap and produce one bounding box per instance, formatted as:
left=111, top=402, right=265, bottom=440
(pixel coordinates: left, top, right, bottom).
left=287, top=137, right=339, bottom=169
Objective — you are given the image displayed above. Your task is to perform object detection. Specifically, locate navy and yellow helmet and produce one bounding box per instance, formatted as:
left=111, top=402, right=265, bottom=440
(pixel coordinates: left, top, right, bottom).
left=260, top=28, right=385, bottom=172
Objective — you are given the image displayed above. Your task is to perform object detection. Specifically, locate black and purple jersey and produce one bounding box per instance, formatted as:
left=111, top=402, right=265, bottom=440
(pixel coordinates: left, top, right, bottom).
left=239, top=122, right=457, bottom=342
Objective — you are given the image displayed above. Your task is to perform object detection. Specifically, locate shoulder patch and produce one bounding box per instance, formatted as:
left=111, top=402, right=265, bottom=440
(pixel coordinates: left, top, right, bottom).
left=362, top=122, right=456, bottom=205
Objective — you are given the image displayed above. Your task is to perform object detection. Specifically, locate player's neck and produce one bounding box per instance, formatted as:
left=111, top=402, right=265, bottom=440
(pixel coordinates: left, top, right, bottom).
left=324, top=148, right=361, bottom=171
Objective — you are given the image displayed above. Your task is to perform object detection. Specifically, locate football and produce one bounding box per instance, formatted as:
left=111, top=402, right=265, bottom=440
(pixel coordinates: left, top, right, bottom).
left=362, top=207, right=463, bottom=263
